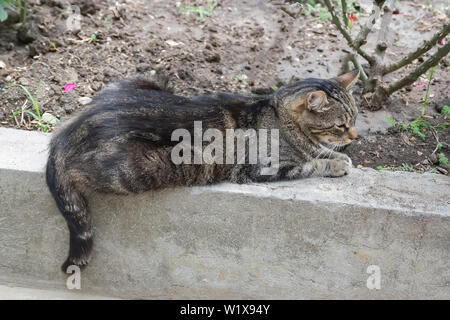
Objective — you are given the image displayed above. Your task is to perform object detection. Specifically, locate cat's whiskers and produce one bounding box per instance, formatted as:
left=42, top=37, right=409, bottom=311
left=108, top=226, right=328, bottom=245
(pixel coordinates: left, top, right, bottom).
left=314, top=147, right=329, bottom=160
left=327, top=145, right=336, bottom=159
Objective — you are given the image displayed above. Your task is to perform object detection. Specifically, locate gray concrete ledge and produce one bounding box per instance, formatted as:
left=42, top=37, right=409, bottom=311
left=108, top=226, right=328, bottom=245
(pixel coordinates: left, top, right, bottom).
left=0, top=128, right=449, bottom=299
left=0, top=284, right=118, bottom=300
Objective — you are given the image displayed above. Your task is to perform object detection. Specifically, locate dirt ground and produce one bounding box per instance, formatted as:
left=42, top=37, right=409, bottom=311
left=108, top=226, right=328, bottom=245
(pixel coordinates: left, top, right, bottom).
left=0, top=0, right=449, bottom=174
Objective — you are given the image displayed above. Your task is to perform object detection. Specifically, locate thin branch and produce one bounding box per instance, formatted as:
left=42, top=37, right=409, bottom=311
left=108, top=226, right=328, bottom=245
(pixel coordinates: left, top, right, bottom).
left=387, top=41, right=450, bottom=95
left=431, top=128, right=440, bottom=155
left=350, top=54, right=368, bottom=80
left=383, top=23, right=450, bottom=75
left=341, top=0, right=349, bottom=28
left=324, top=0, right=375, bottom=65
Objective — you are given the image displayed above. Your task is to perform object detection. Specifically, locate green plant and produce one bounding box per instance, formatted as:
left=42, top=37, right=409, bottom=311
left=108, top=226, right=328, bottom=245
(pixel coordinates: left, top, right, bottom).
left=234, top=75, right=248, bottom=85
left=376, top=165, right=395, bottom=171
left=377, top=164, right=441, bottom=174
left=442, top=105, right=450, bottom=116
left=376, top=163, right=417, bottom=172
left=180, top=0, right=218, bottom=22
left=0, top=0, right=27, bottom=23
left=384, top=68, right=449, bottom=141
left=385, top=115, right=396, bottom=127
left=438, top=153, right=449, bottom=166
left=0, top=0, right=13, bottom=22
left=302, top=0, right=360, bottom=23
left=409, top=119, right=429, bottom=140
left=301, top=0, right=332, bottom=21
left=385, top=116, right=429, bottom=140
left=421, top=66, right=434, bottom=116
left=400, top=163, right=416, bottom=172
left=90, top=33, right=98, bottom=42
left=5, top=82, right=59, bottom=132
left=434, top=122, right=450, bottom=131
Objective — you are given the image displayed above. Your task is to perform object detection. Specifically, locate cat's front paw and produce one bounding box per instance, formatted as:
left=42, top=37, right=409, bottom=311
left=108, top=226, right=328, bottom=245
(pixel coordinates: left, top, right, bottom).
left=328, top=159, right=351, bottom=177
left=332, top=152, right=352, bottom=167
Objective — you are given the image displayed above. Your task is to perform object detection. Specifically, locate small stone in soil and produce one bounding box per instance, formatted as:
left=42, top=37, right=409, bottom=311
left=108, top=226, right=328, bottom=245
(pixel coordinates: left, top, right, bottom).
left=78, top=97, right=92, bottom=105
left=205, top=52, right=221, bottom=63
left=42, top=112, right=58, bottom=125
left=17, top=21, right=40, bottom=44
left=429, top=153, right=438, bottom=164
left=436, top=167, right=448, bottom=175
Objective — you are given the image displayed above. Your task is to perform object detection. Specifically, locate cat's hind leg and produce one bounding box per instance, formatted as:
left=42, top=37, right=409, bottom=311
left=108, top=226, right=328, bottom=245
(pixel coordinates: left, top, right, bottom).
left=46, top=158, right=93, bottom=272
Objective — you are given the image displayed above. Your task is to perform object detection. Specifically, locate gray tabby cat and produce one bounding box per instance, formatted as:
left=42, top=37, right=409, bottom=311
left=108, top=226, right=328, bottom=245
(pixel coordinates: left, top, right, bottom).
left=46, top=69, right=359, bottom=270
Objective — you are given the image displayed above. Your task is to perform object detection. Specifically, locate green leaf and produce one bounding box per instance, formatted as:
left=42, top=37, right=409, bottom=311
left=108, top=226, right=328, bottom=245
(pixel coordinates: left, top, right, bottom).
left=441, top=105, right=450, bottom=116
left=0, top=10, right=7, bottom=22
left=23, top=109, right=39, bottom=120
left=0, top=0, right=14, bottom=22
left=439, top=153, right=448, bottom=166
left=402, top=124, right=408, bottom=132
left=434, top=122, right=449, bottom=131
left=10, top=109, right=21, bottom=118
left=385, top=116, right=396, bottom=127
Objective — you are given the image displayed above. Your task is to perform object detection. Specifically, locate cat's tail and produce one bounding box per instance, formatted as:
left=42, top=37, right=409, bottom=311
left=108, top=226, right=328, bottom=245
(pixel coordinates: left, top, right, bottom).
left=46, top=147, right=93, bottom=272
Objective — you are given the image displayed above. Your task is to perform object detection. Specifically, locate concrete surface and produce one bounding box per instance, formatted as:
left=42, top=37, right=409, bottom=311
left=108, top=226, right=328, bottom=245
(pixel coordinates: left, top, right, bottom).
left=0, top=127, right=449, bottom=299
left=0, top=284, right=117, bottom=300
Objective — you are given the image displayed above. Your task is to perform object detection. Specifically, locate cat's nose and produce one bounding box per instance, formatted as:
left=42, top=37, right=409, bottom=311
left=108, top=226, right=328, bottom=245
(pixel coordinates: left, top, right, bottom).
left=348, top=127, right=357, bottom=139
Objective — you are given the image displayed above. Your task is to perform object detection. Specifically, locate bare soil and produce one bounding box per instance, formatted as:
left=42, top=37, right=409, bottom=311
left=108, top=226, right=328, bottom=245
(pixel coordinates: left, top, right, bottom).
left=0, top=0, right=449, bottom=174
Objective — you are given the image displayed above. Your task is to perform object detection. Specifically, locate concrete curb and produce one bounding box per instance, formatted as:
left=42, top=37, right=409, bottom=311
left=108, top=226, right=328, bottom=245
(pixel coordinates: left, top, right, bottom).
left=0, top=284, right=118, bottom=300
left=0, top=128, right=449, bottom=299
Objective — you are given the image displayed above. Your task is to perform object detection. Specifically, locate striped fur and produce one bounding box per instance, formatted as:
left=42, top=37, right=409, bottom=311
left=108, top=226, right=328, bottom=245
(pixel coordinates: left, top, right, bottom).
left=47, top=70, right=360, bottom=270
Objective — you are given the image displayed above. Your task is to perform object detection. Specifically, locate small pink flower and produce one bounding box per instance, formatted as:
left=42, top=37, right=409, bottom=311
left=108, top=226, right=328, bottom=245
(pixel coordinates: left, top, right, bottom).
left=64, top=82, right=76, bottom=92
left=349, top=13, right=357, bottom=23
left=413, top=81, right=428, bottom=88
left=440, top=39, right=445, bottom=45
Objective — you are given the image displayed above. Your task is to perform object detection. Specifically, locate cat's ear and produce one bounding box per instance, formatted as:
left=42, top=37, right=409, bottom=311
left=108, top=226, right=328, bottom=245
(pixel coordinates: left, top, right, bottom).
left=332, top=69, right=360, bottom=90
left=305, top=91, right=329, bottom=112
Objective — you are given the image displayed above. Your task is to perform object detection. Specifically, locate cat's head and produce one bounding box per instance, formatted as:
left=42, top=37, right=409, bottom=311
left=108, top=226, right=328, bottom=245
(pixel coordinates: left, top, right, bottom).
left=274, top=70, right=359, bottom=148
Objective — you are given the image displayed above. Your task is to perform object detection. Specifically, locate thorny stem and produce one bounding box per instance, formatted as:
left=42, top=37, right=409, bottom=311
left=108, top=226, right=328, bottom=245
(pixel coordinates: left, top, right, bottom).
left=383, top=24, right=450, bottom=75
left=421, top=67, right=434, bottom=118
left=17, top=0, right=27, bottom=23
left=430, top=128, right=441, bottom=155
left=387, top=41, right=450, bottom=96
left=350, top=54, right=368, bottom=80
left=341, top=0, right=349, bottom=28
left=326, top=0, right=450, bottom=110
left=324, top=0, right=375, bottom=65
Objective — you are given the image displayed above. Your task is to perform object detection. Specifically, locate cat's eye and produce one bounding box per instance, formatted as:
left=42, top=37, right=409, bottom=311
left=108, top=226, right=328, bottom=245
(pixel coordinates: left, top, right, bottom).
left=336, top=124, right=347, bottom=131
